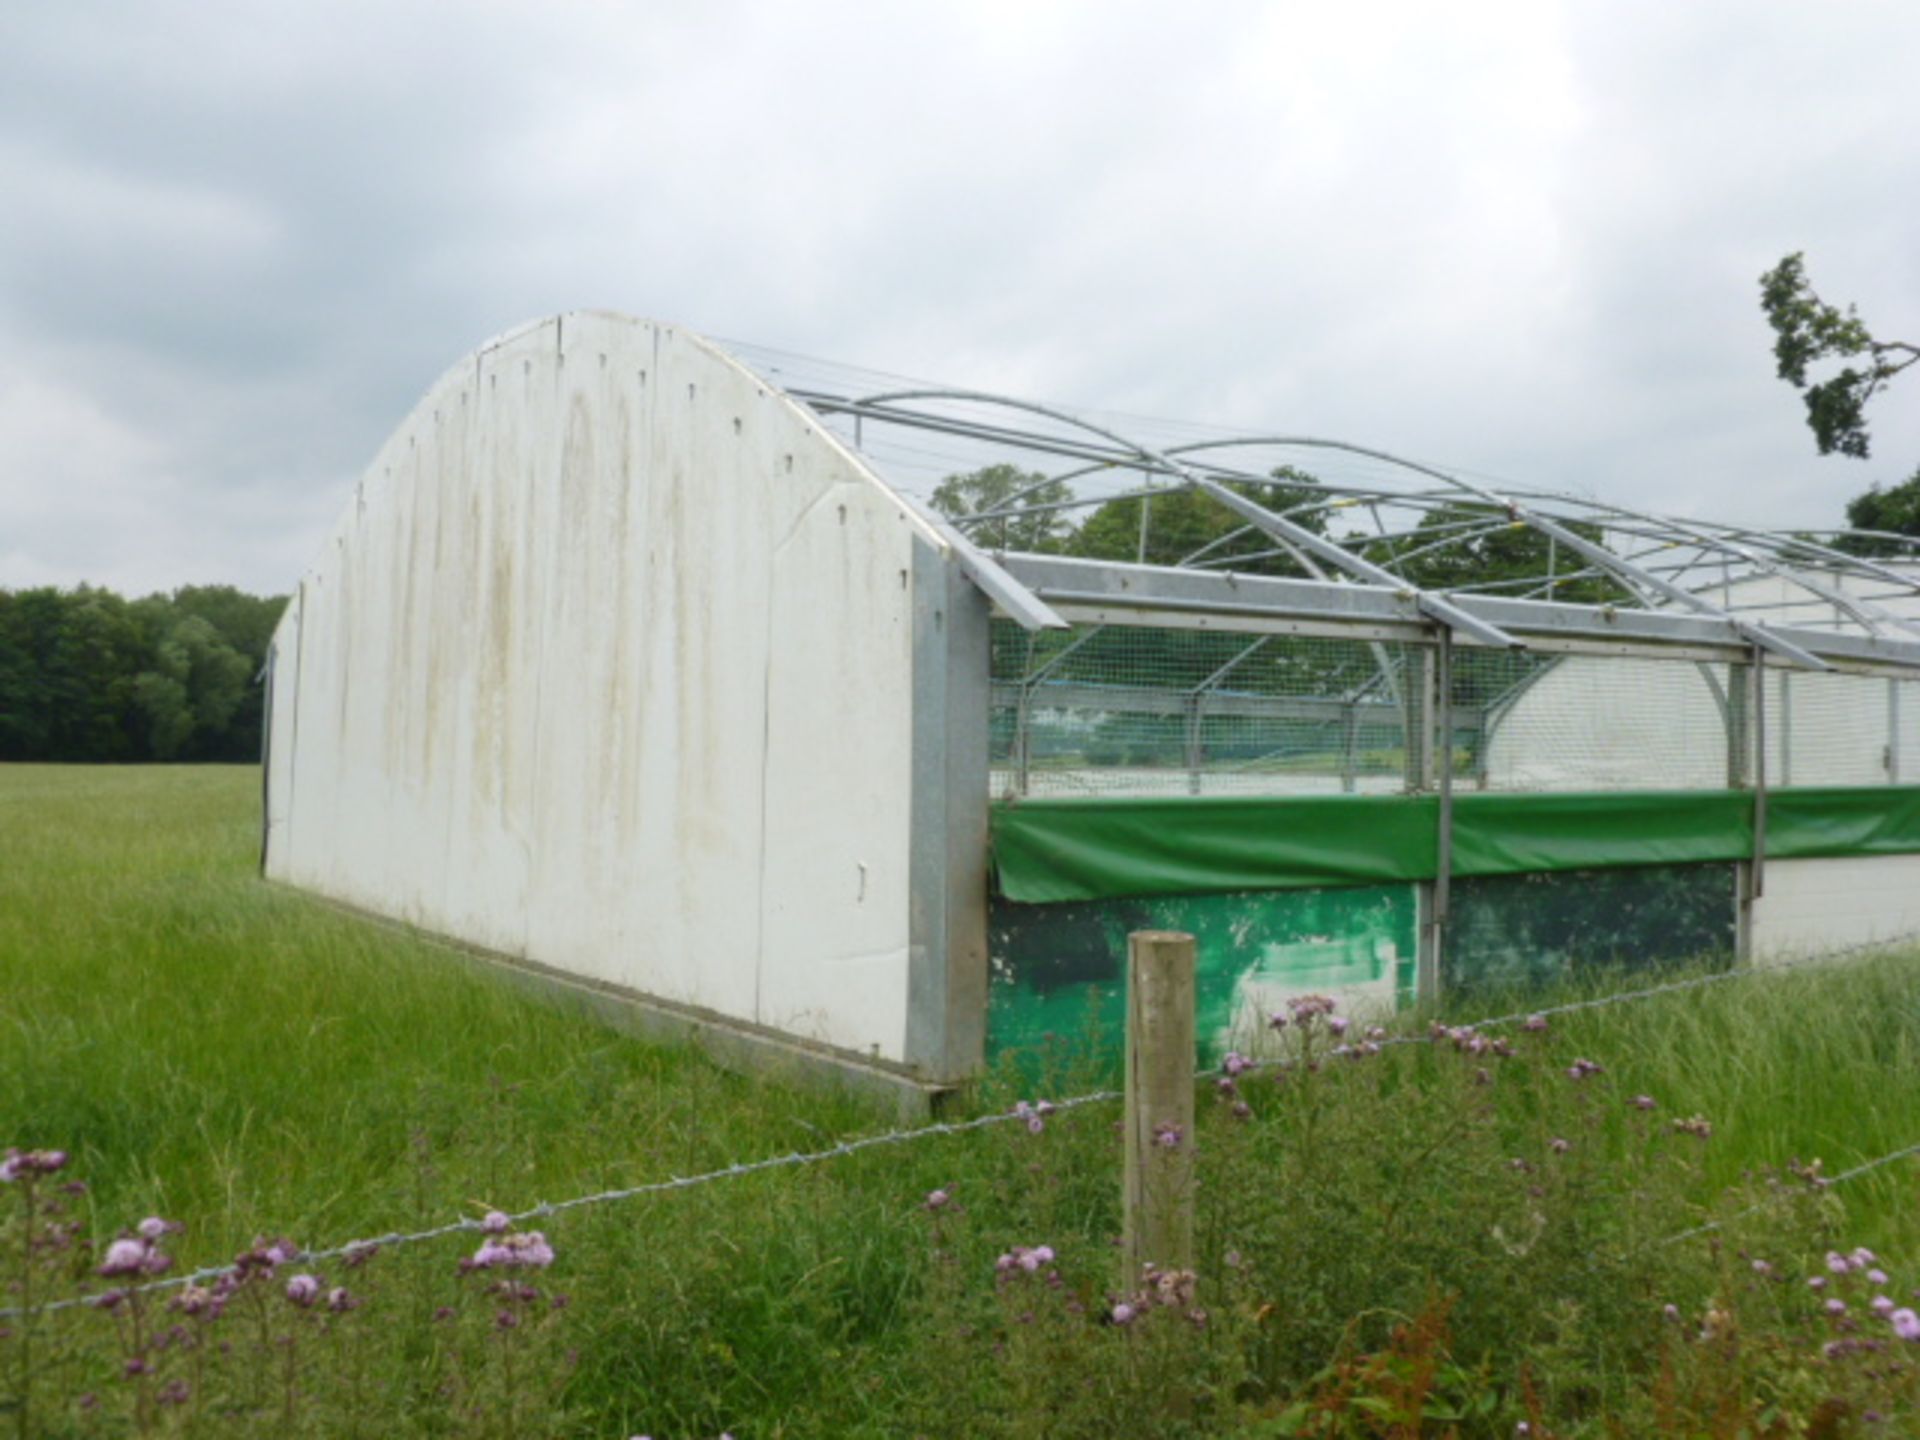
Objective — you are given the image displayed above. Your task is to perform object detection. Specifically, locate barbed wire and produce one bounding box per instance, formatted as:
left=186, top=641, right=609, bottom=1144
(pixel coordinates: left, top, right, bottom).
left=8, top=929, right=1918, bottom=1321
left=4, top=1091, right=1122, bottom=1320
left=1657, top=1138, right=1920, bottom=1249
left=1219, top=927, right=1920, bottom=1081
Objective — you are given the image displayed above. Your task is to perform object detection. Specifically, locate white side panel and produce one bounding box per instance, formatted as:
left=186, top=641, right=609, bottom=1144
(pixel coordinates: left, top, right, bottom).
left=1750, top=854, right=1920, bottom=963
left=266, top=313, right=934, bottom=1063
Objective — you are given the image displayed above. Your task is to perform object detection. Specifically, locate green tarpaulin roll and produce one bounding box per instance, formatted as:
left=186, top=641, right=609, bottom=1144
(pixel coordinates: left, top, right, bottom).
left=991, top=786, right=1920, bottom=904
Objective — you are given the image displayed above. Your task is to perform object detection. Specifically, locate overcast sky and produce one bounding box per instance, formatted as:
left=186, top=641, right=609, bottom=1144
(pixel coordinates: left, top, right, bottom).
left=3, top=1, right=1917, bottom=597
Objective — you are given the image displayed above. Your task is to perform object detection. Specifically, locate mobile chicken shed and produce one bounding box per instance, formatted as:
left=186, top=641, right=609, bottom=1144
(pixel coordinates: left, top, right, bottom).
left=264, top=313, right=1920, bottom=1099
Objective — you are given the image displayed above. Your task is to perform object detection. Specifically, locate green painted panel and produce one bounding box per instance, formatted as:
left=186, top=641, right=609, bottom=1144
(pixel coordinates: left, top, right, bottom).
left=987, top=884, right=1418, bottom=1071
left=1444, top=863, right=1736, bottom=998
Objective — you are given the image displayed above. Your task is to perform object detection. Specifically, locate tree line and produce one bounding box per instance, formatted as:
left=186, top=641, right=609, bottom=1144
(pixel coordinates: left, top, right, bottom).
left=0, top=585, right=286, bottom=763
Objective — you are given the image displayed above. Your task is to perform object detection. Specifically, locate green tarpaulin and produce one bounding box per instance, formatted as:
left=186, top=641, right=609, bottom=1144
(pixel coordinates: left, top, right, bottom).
left=991, top=786, right=1920, bottom=903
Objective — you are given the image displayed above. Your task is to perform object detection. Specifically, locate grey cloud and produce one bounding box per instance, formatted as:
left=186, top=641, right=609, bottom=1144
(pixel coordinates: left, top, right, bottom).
left=2, top=0, right=1917, bottom=596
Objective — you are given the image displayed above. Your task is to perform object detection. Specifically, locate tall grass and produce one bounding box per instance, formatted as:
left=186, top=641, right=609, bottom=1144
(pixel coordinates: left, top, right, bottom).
left=4, top=764, right=1920, bottom=1436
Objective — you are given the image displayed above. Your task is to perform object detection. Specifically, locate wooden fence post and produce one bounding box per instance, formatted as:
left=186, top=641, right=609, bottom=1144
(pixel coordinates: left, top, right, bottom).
left=1123, top=930, right=1196, bottom=1286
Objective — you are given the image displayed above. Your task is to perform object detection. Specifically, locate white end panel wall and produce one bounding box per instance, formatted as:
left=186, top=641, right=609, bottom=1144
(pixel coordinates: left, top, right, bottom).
left=266, top=314, right=934, bottom=1062
left=1751, top=855, right=1920, bottom=962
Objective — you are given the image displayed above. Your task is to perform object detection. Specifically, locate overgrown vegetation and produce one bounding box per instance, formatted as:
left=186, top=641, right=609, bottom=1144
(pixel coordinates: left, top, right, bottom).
left=0, top=586, right=285, bottom=763
left=4, top=766, right=1919, bottom=1436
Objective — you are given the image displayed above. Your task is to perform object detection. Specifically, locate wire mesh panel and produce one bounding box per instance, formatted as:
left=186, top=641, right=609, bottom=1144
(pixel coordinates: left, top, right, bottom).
left=1468, top=653, right=1738, bottom=792
left=989, top=620, right=1425, bottom=797
left=1767, top=669, right=1902, bottom=788
left=991, top=621, right=1920, bottom=799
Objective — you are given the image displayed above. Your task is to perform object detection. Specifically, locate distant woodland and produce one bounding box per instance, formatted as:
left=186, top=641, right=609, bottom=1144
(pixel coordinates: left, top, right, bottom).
left=0, top=586, right=287, bottom=763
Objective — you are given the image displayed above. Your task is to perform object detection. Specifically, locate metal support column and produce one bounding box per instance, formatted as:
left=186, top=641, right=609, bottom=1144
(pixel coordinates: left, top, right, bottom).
left=1417, top=633, right=1452, bottom=1006
left=1753, top=646, right=1769, bottom=903
left=1888, top=679, right=1902, bottom=783
left=1777, top=669, right=1793, bottom=788
left=1184, top=694, right=1203, bottom=796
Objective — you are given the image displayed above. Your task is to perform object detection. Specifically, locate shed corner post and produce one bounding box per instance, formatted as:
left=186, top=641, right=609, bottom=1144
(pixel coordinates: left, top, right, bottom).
left=905, top=540, right=993, bottom=1086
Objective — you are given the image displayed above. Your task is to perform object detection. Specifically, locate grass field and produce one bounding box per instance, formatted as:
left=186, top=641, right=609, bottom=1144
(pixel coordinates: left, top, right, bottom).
left=5, top=764, right=1920, bottom=1436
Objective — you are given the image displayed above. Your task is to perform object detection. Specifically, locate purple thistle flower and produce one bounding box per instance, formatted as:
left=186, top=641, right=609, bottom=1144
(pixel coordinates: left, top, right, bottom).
left=173, top=1285, right=214, bottom=1316
left=1825, top=1298, right=1848, bottom=1317
left=285, top=1274, right=320, bottom=1307
left=1809, top=1275, right=1828, bottom=1290
left=98, top=1238, right=148, bottom=1278
left=1893, top=1308, right=1920, bottom=1342
left=1326, top=1016, right=1351, bottom=1036
left=0, top=1148, right=68, bottom=1182
left=1548, top=1137, right=1571, bottom=1155
left=326, top=1286, right=356, bottom=1313
left=480, top=1210, right=510, bottom=1234
left=1629, top=1095, right=1656, bottom=1111
left=923, top=1188, right=951, bottom=1212
left=1868, top=1268, right=1889, bottom=1286
left=1827, top=1252, right=1853, bottom=1275
left=1521, top=1014, right=1549, bottom=1033
left=1152, top=1122, right=1184, bottom=1150
left=1111, top=1301, right=1136, bottom=1325
left=1873, top=1295, right=1896, bottom=1317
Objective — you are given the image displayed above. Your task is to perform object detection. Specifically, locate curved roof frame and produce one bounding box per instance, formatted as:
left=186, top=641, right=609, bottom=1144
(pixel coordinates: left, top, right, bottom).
left=835, top=389, right=1526, bottom=651
left=788, top=382, right=1920, bottom=671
